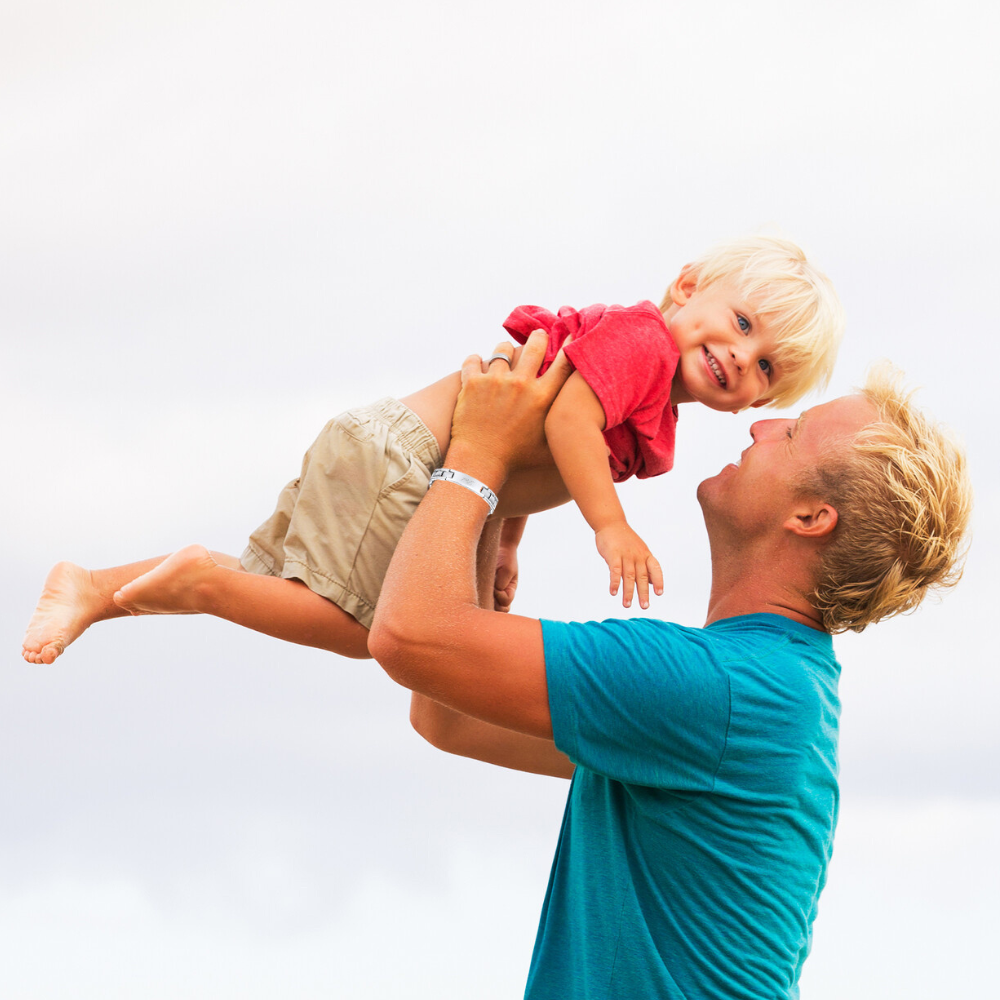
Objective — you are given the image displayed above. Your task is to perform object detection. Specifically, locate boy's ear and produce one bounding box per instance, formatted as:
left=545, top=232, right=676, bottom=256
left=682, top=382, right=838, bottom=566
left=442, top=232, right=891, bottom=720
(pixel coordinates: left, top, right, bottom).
left=749, top=398, right=773, bottom=409
left=784, top=502, right=838, bottom=539
left=668, top=264, right=699, bottom=306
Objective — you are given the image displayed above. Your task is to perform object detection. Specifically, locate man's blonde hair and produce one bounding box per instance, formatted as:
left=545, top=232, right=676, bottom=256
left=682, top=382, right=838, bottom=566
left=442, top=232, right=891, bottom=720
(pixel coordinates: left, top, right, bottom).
left=660, top=236, right=845, bottom=408
left=801, top=364, right=972, bottom=634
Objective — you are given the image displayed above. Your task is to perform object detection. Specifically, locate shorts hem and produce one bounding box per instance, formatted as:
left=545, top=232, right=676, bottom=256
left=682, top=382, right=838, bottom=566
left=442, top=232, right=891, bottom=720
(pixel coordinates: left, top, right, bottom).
left=241, top=543, right=374, bottom=629
left=281, top=558, right=376, bottom=630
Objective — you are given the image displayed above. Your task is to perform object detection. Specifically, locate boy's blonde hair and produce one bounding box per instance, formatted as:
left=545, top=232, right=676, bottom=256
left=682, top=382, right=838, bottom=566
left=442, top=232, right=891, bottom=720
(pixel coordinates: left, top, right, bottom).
left=800, top=363, right=972, bottom=634
left=660, top=236, right=845, bottom=408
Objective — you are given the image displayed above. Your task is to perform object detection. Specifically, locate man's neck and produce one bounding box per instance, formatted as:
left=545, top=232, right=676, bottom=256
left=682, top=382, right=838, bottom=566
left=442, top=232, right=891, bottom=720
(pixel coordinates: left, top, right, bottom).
left=704, top=538, right=826, bottom=631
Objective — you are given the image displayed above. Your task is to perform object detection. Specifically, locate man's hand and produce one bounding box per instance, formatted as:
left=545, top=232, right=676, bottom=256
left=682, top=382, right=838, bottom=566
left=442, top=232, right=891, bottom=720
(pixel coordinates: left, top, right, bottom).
left=448, top=330, right=574, bottom=488
left=493, top=515, right=528, bottom=613
left=493, top=543, right=519, bottom=612
left=595, top=521, right=664, bottom=610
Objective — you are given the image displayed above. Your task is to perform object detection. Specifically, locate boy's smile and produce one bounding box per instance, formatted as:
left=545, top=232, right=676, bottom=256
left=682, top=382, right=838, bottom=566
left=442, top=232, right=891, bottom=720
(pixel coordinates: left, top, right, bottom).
left=662, top=271, right=779, bottom=412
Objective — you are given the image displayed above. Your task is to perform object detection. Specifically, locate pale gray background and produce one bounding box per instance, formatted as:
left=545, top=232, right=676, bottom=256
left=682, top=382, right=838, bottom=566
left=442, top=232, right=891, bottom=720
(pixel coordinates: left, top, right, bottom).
left=2, top=1, right=997, bottom=997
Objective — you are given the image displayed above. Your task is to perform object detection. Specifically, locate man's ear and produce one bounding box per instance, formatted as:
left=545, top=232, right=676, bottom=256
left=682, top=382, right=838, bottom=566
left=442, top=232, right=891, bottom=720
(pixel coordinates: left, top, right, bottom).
left=784, top=502, right=838, bottom=539
left=668, top=264, right=699, bottom=306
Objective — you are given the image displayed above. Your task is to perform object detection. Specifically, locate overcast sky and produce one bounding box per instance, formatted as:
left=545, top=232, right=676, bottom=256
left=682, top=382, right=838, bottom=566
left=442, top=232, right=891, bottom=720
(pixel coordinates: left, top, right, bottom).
left=2, top=2, right=998, bottom=997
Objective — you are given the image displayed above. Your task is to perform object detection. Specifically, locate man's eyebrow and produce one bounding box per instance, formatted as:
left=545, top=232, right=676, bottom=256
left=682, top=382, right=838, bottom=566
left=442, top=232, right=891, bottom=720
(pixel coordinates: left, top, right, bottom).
left=792, top=414, right=806, bottom=437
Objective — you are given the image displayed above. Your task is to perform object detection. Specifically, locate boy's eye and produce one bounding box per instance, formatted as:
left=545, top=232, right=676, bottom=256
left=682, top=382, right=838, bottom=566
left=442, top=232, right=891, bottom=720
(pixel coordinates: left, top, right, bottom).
left=758, top=358, right=772, bottom=377
left=737, top=315, right=750, bottom=333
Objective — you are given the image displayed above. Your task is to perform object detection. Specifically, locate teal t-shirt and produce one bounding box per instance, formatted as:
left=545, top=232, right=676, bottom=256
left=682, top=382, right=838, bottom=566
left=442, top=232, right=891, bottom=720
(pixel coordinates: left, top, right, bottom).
left=528, top=613, right=840, bottom=1000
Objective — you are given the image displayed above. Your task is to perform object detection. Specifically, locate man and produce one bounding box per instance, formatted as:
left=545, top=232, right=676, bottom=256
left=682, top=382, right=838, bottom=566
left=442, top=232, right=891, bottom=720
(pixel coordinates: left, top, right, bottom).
left=368, top=332, right=971, bottom=999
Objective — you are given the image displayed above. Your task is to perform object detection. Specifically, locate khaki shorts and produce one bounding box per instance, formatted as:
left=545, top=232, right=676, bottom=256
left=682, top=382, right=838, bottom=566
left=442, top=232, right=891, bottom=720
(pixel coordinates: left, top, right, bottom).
left=241, top=398, right=442, bottom=629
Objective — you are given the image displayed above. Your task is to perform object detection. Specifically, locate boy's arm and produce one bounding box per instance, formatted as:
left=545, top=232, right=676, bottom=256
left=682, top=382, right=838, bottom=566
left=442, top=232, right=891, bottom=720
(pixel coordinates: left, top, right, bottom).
left=545, top=372, right=664, bottom=609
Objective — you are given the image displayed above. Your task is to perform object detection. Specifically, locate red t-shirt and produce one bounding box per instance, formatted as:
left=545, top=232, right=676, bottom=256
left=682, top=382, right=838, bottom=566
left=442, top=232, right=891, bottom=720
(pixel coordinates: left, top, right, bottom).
left=503, top=301, right=680, bottom=482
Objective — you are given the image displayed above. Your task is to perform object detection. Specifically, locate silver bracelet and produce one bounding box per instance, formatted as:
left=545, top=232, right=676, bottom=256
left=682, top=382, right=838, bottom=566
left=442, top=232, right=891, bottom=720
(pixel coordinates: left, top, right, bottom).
left=429, top=467, right=499, bottom=515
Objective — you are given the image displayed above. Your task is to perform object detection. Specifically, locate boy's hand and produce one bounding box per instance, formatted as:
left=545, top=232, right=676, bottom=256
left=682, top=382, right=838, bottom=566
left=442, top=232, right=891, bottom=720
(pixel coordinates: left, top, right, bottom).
left=595, top=522, right=664, bottom=610
left=493, top=544, right=519, bottom=612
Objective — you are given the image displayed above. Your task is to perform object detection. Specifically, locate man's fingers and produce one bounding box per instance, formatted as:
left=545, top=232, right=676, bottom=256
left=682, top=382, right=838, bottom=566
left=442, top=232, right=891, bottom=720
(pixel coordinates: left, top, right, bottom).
left=494, top=579, right=517, bottom=612
left=488, top=342, right=515, bottom=368
left=541, top=343, right=575, bottom=396
left=461, top=353, right=485, bottom=384
left=514, top=328, right=550, bottom=377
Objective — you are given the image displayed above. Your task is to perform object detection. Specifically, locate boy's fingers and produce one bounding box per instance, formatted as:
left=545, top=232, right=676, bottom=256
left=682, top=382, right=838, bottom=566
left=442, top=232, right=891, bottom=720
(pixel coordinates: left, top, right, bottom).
left=609, top=560, right=622, bottom=597
left=637, top=569, right=650, bottom=610
left=622, top=565, right=636, bottom=608
left=648, top=555, right=664, bottom=596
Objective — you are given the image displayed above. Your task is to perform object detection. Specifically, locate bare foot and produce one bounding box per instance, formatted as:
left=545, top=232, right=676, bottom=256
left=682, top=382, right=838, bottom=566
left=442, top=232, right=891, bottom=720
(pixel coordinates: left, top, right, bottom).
left=114, top=544, right=221, bottom=615
left=22, top=562, right=105, bottom=664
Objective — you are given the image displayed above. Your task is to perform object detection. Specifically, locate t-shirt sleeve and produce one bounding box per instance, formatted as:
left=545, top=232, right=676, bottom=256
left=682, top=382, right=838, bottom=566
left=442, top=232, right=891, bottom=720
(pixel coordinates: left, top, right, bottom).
left=562, top=303, right=676, bottom=430
left=502, top=305, right=583, bottom=373
left=542, top=618, right=731, bottom=790
left=503, top=305, right=561, bottom=344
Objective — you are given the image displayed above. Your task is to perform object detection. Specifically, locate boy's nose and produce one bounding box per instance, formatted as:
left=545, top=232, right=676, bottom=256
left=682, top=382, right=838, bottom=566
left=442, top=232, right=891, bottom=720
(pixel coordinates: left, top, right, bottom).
left=729, top=343, right=749, bottom=374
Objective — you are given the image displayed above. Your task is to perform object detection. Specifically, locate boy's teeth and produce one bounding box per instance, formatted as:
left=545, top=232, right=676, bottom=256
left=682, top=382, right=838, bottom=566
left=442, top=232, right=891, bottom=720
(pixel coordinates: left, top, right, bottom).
left=705, top=349, right=726, bottom=387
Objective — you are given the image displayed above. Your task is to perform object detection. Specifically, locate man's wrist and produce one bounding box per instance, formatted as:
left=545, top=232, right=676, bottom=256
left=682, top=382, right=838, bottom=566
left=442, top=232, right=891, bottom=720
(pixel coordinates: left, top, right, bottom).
left=430, top=468, right=499, bottom=515
left=441, top=441, right=508, bottom=499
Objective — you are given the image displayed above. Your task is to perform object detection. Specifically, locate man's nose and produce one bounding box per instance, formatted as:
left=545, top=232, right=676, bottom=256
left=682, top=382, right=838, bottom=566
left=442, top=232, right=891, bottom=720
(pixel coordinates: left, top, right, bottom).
left=749, top=418, right=780, bottom=441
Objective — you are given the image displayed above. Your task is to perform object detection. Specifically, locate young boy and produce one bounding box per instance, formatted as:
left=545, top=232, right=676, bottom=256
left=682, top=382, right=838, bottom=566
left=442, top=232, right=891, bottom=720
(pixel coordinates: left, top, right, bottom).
left=22, top=236, right=844, bottom=664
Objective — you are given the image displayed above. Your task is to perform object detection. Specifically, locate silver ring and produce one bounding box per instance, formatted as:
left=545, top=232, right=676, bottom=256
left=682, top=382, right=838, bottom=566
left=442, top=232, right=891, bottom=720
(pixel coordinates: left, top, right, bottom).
left=488, top=352, right=512, bottom=366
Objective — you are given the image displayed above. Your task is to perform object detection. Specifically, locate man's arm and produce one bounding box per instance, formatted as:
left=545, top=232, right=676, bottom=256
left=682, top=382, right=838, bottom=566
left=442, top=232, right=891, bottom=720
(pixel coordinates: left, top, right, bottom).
left=369, top=332, right=573, bottom=741
left=409, top=693, right=575, bottom=777
left=493, top=514, right=528, bottom=612
left=405, top=506, right=573, bottom=778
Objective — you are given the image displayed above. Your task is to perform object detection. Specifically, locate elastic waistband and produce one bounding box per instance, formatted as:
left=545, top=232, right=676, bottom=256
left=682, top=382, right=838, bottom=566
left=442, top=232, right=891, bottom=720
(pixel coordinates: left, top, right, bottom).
left=366, top=397, right=443, bottom=469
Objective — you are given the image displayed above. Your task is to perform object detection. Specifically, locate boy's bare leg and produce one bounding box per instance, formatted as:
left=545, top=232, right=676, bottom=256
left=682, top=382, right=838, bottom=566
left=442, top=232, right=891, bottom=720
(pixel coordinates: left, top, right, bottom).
left=22, top=555, right=173, bottom=664
left=25, top=520, right=504, bottom=666
left=113, top=545, right=371, bottom=659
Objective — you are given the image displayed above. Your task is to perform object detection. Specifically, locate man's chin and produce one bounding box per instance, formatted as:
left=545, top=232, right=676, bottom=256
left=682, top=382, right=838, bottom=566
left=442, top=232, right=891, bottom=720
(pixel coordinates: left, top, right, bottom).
left=698, top=462, right=737, bottom=490
left=696, top=462, right=739, bottom=514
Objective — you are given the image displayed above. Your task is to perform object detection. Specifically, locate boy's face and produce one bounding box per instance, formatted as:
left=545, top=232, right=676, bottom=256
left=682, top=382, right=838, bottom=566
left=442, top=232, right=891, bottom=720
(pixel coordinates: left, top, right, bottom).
left=664, top=269, right=779, bottom=412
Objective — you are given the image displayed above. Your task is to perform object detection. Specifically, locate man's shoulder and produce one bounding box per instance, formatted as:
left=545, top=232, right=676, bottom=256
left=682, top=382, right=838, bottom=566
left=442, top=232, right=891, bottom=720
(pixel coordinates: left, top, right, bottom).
left=540, top=616, right=725, bottom=673
left=542, top=613, right=834, bottom=665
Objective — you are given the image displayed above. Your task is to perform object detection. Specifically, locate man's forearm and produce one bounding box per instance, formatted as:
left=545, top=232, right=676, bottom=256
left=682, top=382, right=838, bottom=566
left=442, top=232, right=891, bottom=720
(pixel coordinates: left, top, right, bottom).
left=369, top=332, right=570, bottom=738
left=370, top=442, right=553, bottom=736
left=409, top=692, right=574, bottom=778
left=499, top=514, right=529, bottom=550
left=372, top=452, right=493, bottom=657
